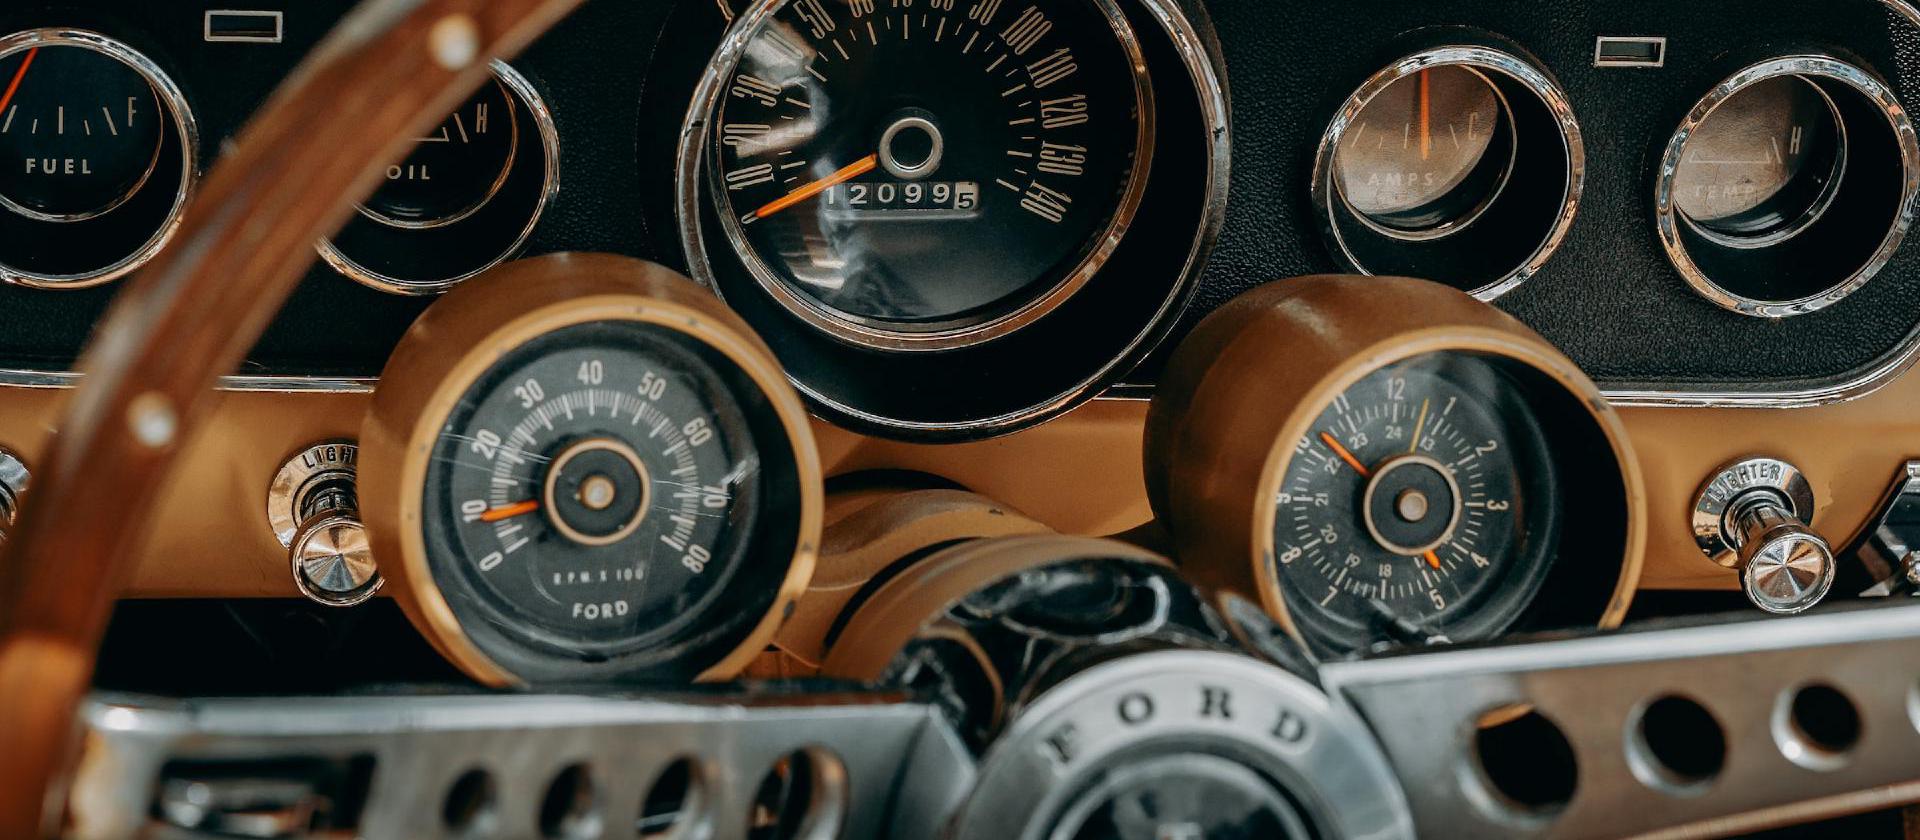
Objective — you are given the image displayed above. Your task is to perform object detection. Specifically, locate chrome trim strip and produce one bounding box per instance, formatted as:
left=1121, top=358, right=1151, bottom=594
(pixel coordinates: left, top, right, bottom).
left=0, top=29, right=200, bottom=290
left=317, top=59, right=560, bottom=296
left=1310, top=45, right=1586, bottom=302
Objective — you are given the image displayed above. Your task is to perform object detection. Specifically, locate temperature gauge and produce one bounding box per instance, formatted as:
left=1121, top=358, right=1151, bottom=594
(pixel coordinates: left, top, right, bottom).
left=0, top=30, right=195, bottom=288
left=1670, top=74, right=1844, bottom=246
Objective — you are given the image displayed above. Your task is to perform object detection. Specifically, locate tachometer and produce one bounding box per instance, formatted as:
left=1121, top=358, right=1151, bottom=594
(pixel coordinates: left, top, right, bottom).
left=362, top=254, right=820, bottom=685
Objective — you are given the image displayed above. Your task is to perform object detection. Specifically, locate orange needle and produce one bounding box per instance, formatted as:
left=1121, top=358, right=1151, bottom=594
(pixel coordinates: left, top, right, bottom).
left=1318, top=431, right=1371, bottom=477
left=753, top=153, right=878, bottom=219
left=1417, top=67, right=1431, bottom=161
left=478, top=499, right=540, bottom=523
left=1422, top=550, right=1442, bottom=570
left=0, top=48, right=38, bottom=118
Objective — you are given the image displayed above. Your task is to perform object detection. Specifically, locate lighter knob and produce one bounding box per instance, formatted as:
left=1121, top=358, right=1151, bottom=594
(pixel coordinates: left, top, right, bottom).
left=1692, top=457, right=1833, bottom=615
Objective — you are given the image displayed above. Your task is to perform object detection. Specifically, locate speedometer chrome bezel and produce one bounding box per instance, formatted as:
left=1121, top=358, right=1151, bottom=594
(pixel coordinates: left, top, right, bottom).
left=1146, top=276, right=1646, bottom=654
left=362, top=254, right=822, bottom=686
left=682, top=0, right=1157, bottom=354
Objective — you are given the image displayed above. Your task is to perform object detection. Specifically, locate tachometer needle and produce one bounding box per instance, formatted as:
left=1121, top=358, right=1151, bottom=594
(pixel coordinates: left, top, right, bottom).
left=1318, top=431, right=1371, bottom=477
left=752, top=153, right=878, bottom=219
left=0, top=48, right=38, bottom=119
left=479, top=499, right=540, bottom=523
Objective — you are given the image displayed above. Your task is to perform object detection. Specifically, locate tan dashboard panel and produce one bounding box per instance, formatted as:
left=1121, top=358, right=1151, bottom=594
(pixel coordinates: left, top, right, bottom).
left=3, top=354, right=1913, bottom=598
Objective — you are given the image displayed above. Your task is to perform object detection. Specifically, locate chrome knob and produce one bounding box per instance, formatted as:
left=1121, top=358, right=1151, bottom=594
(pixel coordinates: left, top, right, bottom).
left=270, top=442, right=381, bottom=607
left=1693, top=457, right=1833, bottom=614
left=0, top=447, right=27, bottom=546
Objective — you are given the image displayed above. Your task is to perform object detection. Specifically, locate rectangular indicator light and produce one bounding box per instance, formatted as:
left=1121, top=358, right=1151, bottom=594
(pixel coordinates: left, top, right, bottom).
left=204, top=10, right=284, bottom=44
left=1594, top=36, right=1666, bottom=68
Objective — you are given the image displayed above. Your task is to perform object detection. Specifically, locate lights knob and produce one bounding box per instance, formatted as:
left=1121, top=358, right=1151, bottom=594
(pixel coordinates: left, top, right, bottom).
left=1693, top=457, right=1833, bottom=614
left=270, top=442, right=381, bottom=607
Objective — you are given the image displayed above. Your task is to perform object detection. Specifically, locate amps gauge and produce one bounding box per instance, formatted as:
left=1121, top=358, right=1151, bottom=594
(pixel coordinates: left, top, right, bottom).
left=0, top=29, right=197, bottom=288
left=361, top=254, right=820, bottom=685
left=1146, top=275, right=1646, bottom=656
left=1312, top=41, right=1582, bottom=300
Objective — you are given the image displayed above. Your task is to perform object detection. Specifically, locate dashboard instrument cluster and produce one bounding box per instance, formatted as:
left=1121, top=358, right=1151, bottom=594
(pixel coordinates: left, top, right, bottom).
left=2, top=0, right=1920, bottom=706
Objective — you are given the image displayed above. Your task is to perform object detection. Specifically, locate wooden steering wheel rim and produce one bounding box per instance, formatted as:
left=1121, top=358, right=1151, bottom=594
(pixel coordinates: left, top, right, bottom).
left=0, top=0, right=580, bottom=833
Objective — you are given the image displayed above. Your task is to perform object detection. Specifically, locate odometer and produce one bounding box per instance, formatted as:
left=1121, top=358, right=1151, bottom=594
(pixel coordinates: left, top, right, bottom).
left=699, top=0, right=1152, bottom=350
left=364, top=255, right=821, bottom=686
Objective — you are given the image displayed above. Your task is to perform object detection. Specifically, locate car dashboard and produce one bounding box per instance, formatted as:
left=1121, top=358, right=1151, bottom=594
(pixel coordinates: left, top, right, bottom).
left=4, top=1, right=1920, bottom=838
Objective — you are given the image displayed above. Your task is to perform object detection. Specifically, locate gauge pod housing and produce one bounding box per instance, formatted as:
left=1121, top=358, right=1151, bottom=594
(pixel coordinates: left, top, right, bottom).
left=1145, top=275, right=1646, bottom=656
left=361, top=254, right=821, bottom=686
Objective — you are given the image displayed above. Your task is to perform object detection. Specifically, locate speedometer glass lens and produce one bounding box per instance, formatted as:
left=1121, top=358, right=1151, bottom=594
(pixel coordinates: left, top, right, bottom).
left=709, top=0, right=1150, bottom=347
left=1276, top=353, right=1558, bottom=652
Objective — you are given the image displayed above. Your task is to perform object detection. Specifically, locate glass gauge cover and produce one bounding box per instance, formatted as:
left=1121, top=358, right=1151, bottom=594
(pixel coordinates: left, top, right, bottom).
left=1670, top=74, right=1844, bottom=246
left=707, top=0, right=1151, bottom=348
left=1275, top=353, right=1558, bottom=653
left=420, top=319, right=804, bottom=680
left=359, top=76, right=519, bottom=229
left=1333, top=65, right=1514, bottom=237
left=0, top=43, right=164, bottom=221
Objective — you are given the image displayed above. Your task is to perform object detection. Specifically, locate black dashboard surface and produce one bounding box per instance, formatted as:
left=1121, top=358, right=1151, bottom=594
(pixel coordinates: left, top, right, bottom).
left=3, top=0, right=1918, bottom=401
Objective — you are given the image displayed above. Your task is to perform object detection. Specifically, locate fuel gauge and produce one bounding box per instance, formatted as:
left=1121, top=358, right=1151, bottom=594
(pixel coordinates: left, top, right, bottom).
left=0, top=30, right=196, bottom=289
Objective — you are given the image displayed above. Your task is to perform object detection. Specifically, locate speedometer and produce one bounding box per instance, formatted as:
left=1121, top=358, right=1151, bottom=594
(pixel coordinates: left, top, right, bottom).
left=363, top=254, right=820, bottom=685
left=698, top=0, right=1152, bottom=350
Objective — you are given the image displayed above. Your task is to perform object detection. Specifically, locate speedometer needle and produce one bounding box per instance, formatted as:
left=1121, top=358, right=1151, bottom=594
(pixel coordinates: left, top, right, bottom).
left=1318, top=431, right=1370, bottom=477
left=752, top=153, right=878, bottom=219
left=479, top=499, right=540, bottom=523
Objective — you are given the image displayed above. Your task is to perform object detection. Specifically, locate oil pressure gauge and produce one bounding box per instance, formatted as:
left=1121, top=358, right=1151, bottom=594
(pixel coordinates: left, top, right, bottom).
left=1146, top=275, right=1645, bottom=656
left=320, top=61, right=557, bottom=295
left=362, top=254, right=820, bottom=685
left=0, top=29, right=196, bottom=288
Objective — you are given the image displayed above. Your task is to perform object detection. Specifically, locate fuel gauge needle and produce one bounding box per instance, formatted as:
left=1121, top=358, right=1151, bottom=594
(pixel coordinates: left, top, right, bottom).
left=752, top=153, right=877, bottom=219
left=0, top=47, right=38, bottom=119
left=478, top=499, right=540, bottom=523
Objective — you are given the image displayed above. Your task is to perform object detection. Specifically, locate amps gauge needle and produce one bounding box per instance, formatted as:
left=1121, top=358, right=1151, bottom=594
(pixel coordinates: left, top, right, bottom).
left=0, top=47, right=37, bottom=118
left=1417, top=67, right=1431, bottom=160
left=1319, top=431, right=1370, bottom=477
left=479, top=499, right=540, bottom=523
left=752, top=153, right=878, bottom=219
